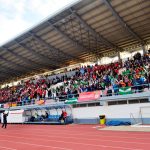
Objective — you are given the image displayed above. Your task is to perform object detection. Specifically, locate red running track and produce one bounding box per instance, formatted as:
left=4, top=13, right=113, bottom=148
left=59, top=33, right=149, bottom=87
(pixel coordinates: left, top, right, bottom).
left=0, top=124, right=150, bottom=150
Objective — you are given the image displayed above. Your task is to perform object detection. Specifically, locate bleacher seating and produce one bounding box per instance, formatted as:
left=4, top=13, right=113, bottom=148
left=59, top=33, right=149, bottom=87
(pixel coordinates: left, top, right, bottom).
left=0, top=52, right=150, bottom=105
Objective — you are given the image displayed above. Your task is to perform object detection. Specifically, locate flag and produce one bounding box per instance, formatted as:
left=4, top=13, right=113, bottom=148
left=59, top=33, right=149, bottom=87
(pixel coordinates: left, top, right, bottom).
left=119, top=87, right=132, bottom=95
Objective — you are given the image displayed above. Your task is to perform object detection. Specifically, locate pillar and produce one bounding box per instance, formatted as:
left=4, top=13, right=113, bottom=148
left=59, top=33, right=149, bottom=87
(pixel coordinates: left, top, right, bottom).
left=142, top=45, right=146, bottom=55
left=117, top=50, right=121, bottom=62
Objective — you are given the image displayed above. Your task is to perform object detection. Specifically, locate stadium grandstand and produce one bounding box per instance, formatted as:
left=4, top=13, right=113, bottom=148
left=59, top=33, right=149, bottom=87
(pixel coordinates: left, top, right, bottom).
left=0, top=0, right=150, bottom=149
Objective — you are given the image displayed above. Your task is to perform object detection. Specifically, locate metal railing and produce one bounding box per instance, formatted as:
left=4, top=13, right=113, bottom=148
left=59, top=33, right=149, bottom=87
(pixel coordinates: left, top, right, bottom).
left=55, top=83, right=150, bottom=101
left=1, top=84, right=149, bottom=108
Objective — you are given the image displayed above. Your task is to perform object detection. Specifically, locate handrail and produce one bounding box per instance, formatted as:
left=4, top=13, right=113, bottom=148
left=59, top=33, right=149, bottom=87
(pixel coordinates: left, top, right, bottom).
left=55, top=83, right=150, bottom=101
left=1, top=83, right=149, bottom=107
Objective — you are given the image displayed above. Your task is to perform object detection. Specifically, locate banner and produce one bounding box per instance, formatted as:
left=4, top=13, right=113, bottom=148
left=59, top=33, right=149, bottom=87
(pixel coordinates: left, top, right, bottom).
left=3, top=103, right=9, bottom=108
left=119, top=87, right=132, bottom=95
left=37, top=100, right=45, bottom=105
left=78, top=91, right=101, bottom=102
left=12, top=102, right=17, bottom=107
left=65, top=97, right=78, bottom=104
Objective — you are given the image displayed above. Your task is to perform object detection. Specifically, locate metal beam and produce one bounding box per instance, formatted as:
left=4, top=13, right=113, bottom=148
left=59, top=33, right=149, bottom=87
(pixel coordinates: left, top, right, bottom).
left=0, top=71, right=12, bottom=79
left=0, top=68, right=16, bottom=75
left=1, top=46, right=54, bottom=80
left=102, top=0, right=144, bottom=44
left=19, top=42, right=59, bottom=69
left=48, top=21, right=92, bottom=57
left=28, top=31, right=84, bottom=63
left=2, top=45, right=41, bottom=72
left=70, top=9, right=120, bottom=50
left=15, top=40, right=58, bottom=69
left=1, top=46, right=32, bottom=73
left=20, top=40, right=65, bottom=66
left=0, top=56, right=24, bottom=75
left=48, top=22, right=86, bottom=52
left=0, top=62, right=22, bottom=76
left=13, top=41, right=51, bottom=71
left=0, top=72, right=5, bottom=77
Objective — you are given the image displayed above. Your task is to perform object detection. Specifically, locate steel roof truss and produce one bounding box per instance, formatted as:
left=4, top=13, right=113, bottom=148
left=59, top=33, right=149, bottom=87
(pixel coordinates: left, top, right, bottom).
left=102, top=0, right=145, bottom=45
left=19, top=42, right=58, bottom=69
left=0, top=56, right=27, bottom=74
left=15, top=41, right=57, bottom=69
left=29, top=32, right=72, bottom=61
left=70, top=9, right=119, bottom=49
left=48, top=21, right=94, bottom=59
left=31, top=29, right=83, bottom=63
left=3, top=44, right=40, bottom=72
left=0, top=62, right=22, bottom=76
left=1, top=46, right=33, bottom=72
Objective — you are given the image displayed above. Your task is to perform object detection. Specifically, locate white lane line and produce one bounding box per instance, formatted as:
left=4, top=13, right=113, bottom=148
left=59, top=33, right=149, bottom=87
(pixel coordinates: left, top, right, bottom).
left=0, top=132, right=149, bottom=145
left=92, top=126, right=101, bottom=128
left=0, top=146, right=17, bottom=150
left=0, top=135, right=143, bottom=150
left=3, top=127, right=150, bottom=137
left=0, top=140, right=71, bottom=150
left=1, top=129, right=149, bottom=140
left=132, top=125, right=150, bottom=128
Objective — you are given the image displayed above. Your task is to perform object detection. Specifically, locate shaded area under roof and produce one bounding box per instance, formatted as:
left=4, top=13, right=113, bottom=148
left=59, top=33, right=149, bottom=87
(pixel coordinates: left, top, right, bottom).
left=0, top=0, right=150, bottom=84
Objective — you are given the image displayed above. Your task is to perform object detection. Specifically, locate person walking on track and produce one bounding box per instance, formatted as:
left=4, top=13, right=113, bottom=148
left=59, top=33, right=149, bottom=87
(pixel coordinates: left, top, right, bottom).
left=2, top=112, right=9, bottom=129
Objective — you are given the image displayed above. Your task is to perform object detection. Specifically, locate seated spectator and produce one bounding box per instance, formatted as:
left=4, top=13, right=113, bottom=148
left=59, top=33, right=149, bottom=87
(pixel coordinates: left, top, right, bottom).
left=113, top=81, right=119, bottom=95
left=0, top=52, right=149, bottom=103
left=106, top=86, right=112, bottom=96
left=59, top=110, right=67, bottom=124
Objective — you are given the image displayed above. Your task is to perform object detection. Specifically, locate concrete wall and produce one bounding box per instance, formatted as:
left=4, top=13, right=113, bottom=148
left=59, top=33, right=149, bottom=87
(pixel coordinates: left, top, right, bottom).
left=1, top=110, right=25, bottom=123
left=72, top=103, right=150, bottom=124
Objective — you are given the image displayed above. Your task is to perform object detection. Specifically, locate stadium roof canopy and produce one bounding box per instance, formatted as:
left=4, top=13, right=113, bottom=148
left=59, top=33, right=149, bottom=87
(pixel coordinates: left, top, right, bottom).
left=0, top=0, right=150, bottom=83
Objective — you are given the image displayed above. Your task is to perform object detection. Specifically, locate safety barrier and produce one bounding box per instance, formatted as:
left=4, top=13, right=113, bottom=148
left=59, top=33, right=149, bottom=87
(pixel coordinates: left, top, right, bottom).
left=56, top=83, right=150, bottom=102
left=1, top=84, right=149, bottom=107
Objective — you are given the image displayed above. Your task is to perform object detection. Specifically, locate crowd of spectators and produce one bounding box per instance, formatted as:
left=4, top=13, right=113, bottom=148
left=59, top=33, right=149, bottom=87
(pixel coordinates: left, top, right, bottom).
left=0, top=52, right=150, bottom=104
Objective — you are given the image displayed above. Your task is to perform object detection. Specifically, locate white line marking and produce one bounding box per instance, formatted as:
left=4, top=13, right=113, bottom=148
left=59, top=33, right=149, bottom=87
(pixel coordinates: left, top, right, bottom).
left=0, top=146, right=17, bottom=150
left=132, top=125, right=150, bottom=128
left=4, top=126, right=150, bottom=136
left=92, top=126, right=101, bottom=128
left=0, top=132, right=149, bottom=145
left=0, top=140, right=71, bottom=150
left=1, top=129, right=149, bottom=140
left=0, top=135, right=143, bottom=150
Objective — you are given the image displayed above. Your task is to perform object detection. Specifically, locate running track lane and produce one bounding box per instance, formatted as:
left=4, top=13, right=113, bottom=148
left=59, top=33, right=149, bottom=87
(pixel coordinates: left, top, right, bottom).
left=0, top=124, right=150, bottom=150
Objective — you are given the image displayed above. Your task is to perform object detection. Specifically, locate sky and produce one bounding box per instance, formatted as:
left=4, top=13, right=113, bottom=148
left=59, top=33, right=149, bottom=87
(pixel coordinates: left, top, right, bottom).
left=0, top=0, right=79, bottom=46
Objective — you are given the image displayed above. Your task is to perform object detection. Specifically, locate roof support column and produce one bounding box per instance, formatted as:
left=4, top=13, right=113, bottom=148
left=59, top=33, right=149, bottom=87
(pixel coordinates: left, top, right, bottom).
left=141, top=45, right=146, bottom=55
left=117, top=50, right=121, bottom=62
left=98, top=58, right=102, bottom=65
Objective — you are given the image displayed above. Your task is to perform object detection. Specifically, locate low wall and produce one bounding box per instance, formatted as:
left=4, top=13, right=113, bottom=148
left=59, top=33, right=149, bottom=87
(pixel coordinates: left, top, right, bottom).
left=72, top=103, right=150, bottom=124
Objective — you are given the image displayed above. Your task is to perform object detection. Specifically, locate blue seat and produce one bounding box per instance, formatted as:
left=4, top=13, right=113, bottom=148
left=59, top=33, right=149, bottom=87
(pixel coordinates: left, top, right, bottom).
left=47, top=115, right=61, bottom=122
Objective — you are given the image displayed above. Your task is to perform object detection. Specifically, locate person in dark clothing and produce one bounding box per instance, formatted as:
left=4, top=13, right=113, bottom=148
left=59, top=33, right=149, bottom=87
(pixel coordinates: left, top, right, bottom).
left=45, top=111, right=49, bottom=119
left=2, top=112, right=9, bottom=129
